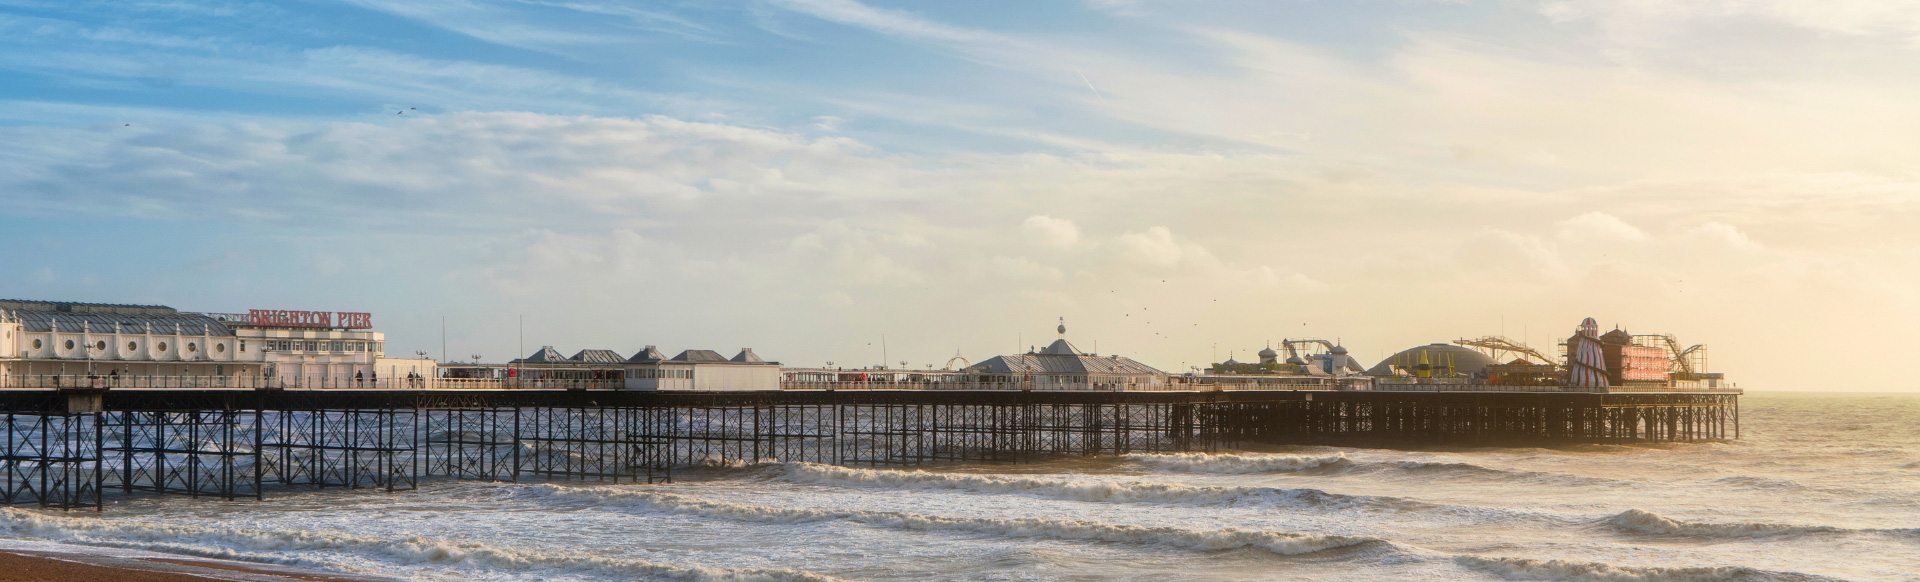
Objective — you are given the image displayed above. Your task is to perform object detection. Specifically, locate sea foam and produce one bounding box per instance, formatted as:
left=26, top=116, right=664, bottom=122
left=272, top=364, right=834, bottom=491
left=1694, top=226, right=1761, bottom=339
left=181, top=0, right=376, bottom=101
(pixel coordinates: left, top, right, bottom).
left=1455, top=555, right=1837, bottom=582
left=1122, top=452, right=1353, bottom=474
left=771, top=462, right=1434, bottom=511
left=1126, top=453, right=1622, bottom=486
left=0, top=507, right=840, bottom=582
left=1600, top=508, right=1915, bottom=540
left=532, top=485, right=1392, bottom=557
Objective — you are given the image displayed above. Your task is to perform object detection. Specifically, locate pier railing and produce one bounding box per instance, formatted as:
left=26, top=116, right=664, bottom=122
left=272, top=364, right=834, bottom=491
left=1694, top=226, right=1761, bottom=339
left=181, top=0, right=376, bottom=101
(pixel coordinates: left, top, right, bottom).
left=2, top=374, right=1735, bottom=394
left=0, top=374, right=623, bottom=391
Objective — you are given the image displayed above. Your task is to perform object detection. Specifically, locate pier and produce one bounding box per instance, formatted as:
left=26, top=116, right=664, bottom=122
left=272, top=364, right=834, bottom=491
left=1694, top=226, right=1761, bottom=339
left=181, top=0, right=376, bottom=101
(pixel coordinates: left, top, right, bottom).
left=0, top=386, right=1737, bottom=510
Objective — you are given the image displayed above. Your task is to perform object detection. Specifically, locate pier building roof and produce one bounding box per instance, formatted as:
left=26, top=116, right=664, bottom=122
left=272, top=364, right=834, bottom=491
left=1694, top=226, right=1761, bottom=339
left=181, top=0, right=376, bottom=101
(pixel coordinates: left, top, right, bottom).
left=0, top=299, right=233, bottom=336
left=516, top=346, right=568, bottom=363
left=627, top=345, right=668, bottom=363
left=962, top=339, right=1167, bottom=376
left=1366, top=343, right=1497, bottom=377
left=671, top=349, right=729, bottom=362
left=569, top=349, right=625, bottom=364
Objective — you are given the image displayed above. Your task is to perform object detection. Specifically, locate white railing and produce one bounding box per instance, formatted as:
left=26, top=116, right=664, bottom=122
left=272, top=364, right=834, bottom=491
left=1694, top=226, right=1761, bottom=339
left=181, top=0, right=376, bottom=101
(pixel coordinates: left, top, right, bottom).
left=779, top=380, right=1191, bottom=391
left=1372, top=383, right=1580, bottom=393
left=1, top=374, right=623, bottom=391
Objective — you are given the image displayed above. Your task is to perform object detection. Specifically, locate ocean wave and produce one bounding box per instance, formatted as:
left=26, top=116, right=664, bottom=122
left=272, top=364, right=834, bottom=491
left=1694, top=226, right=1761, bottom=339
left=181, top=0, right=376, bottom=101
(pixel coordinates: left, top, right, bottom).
left=1604, top=508, right=1920, bottom=540
left=771, top=462, right=1434, bottom=511
left=1125, top=453, right=1621, bottom=486
left=1606, top=509, right=1839, bottom=538
left=1456, top=555, right=1836, bottom=582
left=1122, top=453, right=1353, bottom=474
left=0, top=508, right=839, bottom=582
left=1708, top=475, right=1805, bottom=490
left=532, top=485, right=1391, bottom=558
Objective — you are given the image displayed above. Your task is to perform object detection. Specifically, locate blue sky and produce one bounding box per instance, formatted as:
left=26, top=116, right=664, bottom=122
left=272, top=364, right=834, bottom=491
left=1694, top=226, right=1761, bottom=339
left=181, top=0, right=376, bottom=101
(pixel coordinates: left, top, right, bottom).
left=3, top=0, right=1918, bottom=389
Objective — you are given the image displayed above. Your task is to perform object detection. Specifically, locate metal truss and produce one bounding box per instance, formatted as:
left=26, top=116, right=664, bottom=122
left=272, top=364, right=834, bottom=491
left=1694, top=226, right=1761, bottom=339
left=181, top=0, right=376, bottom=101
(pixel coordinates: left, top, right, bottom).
left=260, top=410, right=416, bottom=492
left=0, top=391, right=1736, bottom=510
left=0, top=413, right=101, bottom=510
left=102, top=410, right=259, bottom=500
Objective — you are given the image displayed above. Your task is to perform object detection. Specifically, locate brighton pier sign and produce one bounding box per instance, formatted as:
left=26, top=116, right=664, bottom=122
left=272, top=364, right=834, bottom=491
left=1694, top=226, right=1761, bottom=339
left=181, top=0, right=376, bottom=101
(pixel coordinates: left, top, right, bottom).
left=248, top=309, right=373, bottom=329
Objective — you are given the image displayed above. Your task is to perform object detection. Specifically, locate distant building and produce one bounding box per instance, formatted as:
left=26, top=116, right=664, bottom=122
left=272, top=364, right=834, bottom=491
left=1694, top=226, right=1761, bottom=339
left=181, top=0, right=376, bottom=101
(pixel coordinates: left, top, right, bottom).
left=498, top=345, right=627, bottom=386
left=1223, top=340, right=1366, bottom=377
left=624, top=346, right=780, bottom=391
left=1366, top=343, right=1494, bottom=378
left=1599, top=328, right=1672, bottom=386
left=451, top=344, right=781, bottom=390
left=960, top=338, right=1168, bottom=390
left=0, top=299, right=431, bottom=388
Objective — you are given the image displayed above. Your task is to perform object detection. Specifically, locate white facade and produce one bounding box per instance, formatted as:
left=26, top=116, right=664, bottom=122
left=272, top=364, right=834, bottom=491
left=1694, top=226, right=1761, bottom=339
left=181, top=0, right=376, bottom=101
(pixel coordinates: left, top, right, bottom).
left=239, top=326, right=388, bottom=387
left=0, top=301, right=399, bottom=389
left=624, top=362, right=780, bottom=391
left=624, top=348, right=780, bottom=391
left=1, top=303, right=263, bottom=387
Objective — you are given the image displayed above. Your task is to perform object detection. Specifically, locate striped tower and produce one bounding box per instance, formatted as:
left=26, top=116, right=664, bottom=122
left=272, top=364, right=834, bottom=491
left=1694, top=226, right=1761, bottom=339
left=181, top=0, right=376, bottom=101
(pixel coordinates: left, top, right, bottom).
left=1566, top=317, right=1610, bottom=389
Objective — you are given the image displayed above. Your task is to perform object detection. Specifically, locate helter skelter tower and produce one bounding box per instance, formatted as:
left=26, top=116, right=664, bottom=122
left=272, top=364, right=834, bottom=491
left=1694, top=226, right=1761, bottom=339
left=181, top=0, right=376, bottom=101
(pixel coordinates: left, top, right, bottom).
left=1566, top=317, right=1610, bottom=389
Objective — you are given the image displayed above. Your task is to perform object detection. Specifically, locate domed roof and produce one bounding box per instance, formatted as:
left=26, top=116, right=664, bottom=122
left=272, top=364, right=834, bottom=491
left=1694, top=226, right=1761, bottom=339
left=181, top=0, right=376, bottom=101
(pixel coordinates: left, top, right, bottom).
left=1285, top=356, right=1306, bottom=365
left=1365, top=343, right=1498, bottom=377
left=1258, top=347, right=1278, bottom=358
left=1330, top=345, right=1349, bottom=355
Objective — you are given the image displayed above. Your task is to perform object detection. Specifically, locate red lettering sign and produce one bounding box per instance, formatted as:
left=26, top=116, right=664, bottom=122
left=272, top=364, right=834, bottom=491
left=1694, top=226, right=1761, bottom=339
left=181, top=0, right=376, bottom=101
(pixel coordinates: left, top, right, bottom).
left=247, top=309, right=374, bottom=329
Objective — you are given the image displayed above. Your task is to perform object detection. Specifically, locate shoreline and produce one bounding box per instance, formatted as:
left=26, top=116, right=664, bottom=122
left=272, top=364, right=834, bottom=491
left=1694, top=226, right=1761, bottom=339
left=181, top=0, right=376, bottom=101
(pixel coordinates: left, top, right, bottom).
left=0, top=539, right=390, bottom=582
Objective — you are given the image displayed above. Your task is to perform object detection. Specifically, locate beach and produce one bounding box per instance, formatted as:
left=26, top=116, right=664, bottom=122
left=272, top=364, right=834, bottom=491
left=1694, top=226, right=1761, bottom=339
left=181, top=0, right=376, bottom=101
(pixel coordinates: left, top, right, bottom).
left=0, top=391, right=1912, bottom=581
left=0, top=544, right=383, bottom=581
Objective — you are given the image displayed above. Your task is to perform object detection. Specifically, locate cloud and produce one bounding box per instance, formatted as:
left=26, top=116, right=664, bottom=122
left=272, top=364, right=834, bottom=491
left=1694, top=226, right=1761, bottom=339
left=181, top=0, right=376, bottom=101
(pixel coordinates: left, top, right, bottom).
left=1021, top=215, right=1081, bottom=248
left=770, top=0, right=1004, bottom=45
left=1682, top=221, right=1764, bottom=252
left=1115, top=226, right=1188, bottom=268
left=1539, top=0, right=1920, bottom=42
left=333, top=0, right=627, bottom=51
left=4, top=100, right=1919, bottom=389
left=1556, top=212, right=1648, bottom=242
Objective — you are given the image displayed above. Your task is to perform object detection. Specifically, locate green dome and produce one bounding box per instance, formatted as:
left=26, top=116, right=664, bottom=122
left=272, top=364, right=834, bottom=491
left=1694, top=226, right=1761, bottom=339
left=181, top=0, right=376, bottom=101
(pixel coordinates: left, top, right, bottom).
left=1366, top=343, right=1497, bottom=376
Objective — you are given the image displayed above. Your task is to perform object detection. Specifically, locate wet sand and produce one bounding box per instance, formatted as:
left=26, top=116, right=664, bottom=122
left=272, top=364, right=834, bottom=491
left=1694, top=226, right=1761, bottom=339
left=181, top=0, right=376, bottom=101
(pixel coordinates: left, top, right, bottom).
left=0, top=549, right=383, bottom=582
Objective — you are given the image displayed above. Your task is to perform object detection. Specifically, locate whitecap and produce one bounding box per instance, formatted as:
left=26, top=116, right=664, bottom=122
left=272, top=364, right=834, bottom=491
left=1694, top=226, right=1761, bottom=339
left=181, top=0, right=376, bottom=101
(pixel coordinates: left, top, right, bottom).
left=530, top=485, right=1393, bottom=558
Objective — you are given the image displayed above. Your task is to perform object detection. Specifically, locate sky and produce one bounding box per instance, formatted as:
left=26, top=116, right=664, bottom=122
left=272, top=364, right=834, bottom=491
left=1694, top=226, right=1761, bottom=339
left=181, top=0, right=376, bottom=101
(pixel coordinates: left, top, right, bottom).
left=2, top=0, right=1917, bottom=390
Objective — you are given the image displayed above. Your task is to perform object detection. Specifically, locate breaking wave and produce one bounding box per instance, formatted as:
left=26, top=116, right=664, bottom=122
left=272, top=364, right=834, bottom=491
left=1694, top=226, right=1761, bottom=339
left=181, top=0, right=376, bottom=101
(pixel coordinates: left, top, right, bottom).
left=1604, top=509, right=1918, bottom=540
left=1709, top=476, right=1805, bottom=490
left=770, top=462, right=1435, bottom=511
left=0, top=508, right=839, bottom=582
left=531, top=485, right=1392, bottom=557
left=1456, top=555, right=1837, bottom=582
left=1122, top=453, right=1353, bottom=474
left=1127, top=453, right=1622, bottom=486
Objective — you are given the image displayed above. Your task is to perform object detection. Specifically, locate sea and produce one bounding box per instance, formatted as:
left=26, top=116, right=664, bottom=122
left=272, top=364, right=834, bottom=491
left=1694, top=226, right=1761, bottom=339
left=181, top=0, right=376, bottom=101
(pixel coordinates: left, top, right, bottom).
left=0, top=391, right=1914, bottom=581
